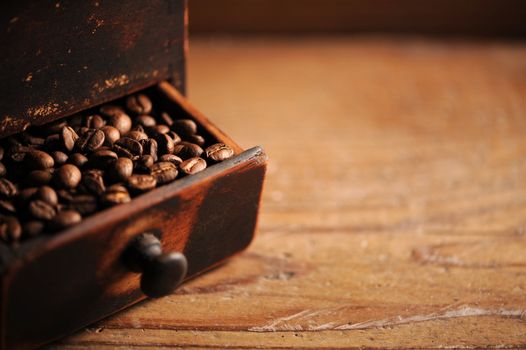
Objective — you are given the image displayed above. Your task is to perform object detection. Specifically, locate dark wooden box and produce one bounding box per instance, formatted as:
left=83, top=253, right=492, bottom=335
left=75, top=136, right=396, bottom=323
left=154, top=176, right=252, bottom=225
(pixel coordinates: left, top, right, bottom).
left=0, top=2, right=266, bottom=349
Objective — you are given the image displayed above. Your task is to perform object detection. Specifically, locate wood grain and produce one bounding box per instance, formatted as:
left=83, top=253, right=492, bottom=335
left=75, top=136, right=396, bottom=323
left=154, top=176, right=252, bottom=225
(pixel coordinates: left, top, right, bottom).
left=50, top=37, right=526, bottom=349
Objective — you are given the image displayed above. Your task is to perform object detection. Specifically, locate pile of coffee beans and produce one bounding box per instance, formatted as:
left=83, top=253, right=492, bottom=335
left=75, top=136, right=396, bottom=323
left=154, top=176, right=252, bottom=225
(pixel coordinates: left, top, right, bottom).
left=0, top=93, right=235, bottom=245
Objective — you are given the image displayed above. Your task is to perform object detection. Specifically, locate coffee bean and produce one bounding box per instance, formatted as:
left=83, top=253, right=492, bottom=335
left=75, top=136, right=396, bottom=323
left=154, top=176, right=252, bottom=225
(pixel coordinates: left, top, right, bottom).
left=159, top=154, right=183, bottom=166
left=127, top=174, right=157, bottom=194
left=55, top=164, right=82, bottom=189
left=135, top=115, right=156, bottom=128
left=23, top=220, right=44, bottom=238
left=126, top=130, right=149, bottom=141
left=68, top=153, right=88, bottom=168
left=84, top=114, right=106, bottom=129
left=153, top=124, right=170, bottom=135
left=49, top=210, right=81, bottom=231
left=114, top=137, right=143, bottom=158
left=0, top=200, right=16, bottom=215
left=0, top=146, right=4, bottom=161
left=89, top=149, right=118, bottom=169
left=179, top=157, right=207, bottom=175
left=131, top=124, right=145, bottom=133
left=29, top=200, right=56, bottom=220
left=61, top=126, right=79, bottom=152
left=7, top=144, right=30, bottom=162
left=43, top=133, right=62, bottom=151
left=81, top=169, right=105, bottom=195
left=25, top=150, right=54, bottom=169
left=142, top=138, right=158, bottom=161
left=126, top=94, right=152, bottom=115
left=75, top=129, right=105, bottom=153
left=19, top=187, right=38, bottom=203
left=110, top=157, right=133, bottom=182
left=51, top=151, right=68, bottom=166
left=172, top=119, right=197, bottom=137
left=69, top=195, right=98, bottom=215
left=0, top=162, right=6, bottom=177
left=159, top=112, right=174, bottom=126
left=173, top=142, right=203, bottom=159
left=101, top=125, right=121, bottom=146
left=57, top=189, right=75, bottom=203
left=36, top=186, right=58, bottom=206
left=134, top=155, right=154, bottom=173
left=155, top=133, right=175, bottom=155
left=187, top=134, right=206, bottom=147
left=0, top=216, right=22, bottom=244
left=20, top=132, right=45, bottom=147
left=167, top=131, right=181, bottom=144
left=100, top=105, right=125, bottom=117
left=25, top=170, right=53, bottom=186
left=102, top=184, right=131, bottom=207
left=108, top=112, right=132, bottom=135
left=205, top=143, right=234, bottom=162
left=41, top=119, right=68, bottom=136
left=0, top=179, right=17, bottom=199
left=151, top=162, right=178, bottom=184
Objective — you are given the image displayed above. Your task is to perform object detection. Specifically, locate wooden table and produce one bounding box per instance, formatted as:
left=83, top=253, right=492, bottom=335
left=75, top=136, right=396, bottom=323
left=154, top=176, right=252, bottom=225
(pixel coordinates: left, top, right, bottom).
left=51, top=37, right=526, bottom=349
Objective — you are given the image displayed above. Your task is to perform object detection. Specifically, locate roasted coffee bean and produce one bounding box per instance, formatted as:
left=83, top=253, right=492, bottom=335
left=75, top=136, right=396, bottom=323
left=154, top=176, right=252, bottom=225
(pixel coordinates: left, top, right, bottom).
left=44, top=133, right=62, bottom=152
left=135, top=115, right=156, bottom=128
left=89, top=149, right=118, bottom=169
left=61, top=126, right=79, bottom=152
left=0, top=146, right=4, bottom=161
left=68, top=153, right=88, bottom=168
left=179, top=157, right=207, bottom=175
left=7, top=144, right=30, bottom=162
left=75, top=129, right=105, bottom=153
left=109, top=157, right=133, bottom=182
left=0, top=162, right=6, bottom=177
left=114, top=137, right=143, bottom=158
left=40, top=120, right=67, bottom=136
left=36, top=186, right=58, bottom=206
left=57, top=189, right=75, bottom=203
left=100, top=105, right=124, bottom=117
left=153, top=124, right=170, bottom=135
left=126, top=130, right=148, bottom=141
left=159, top=154, right=183, bottom=166
left=126, top=94, right=152, bottom=115
left=29, top=200, right=56, bottom=220
left=172, top=119, right=197, bottom=137
left=134, top=155, right=154, bottom=173
left=49, top=210, right=81, bottom=231
left=187, top=134, right=206, bottom=147
left=69, top=195, right=98, bottom=215
left=101, top=125, right=120, bottom=146
left=131, top=124, right=145, bottom=133
left=55, top=164, right=82, bottom=189
left=127, top=174, right=157, bottom=194
left=0, top=179, right=17, bottom=199
left=205, top=143, right=234, bottom=162
left=159, top=112, right=174, bottom=126
left=102, top=184, right=131, bottom=207
left=108, top=112, right=132, bottom=135
left=173, top=142, right=203, bottom=159
left=0, top=200, right=16, bottom=215
left=51, top=151, right=68, bottom=166
left=167, top=131, right=181, bottom=144
left=20, top=132, right=45, bottom=147
left=84, top=114, right=106, bottom=129
left=81, top=169, right=105, bottom=195
left=77, top=126, right=90, bottom=136
left=25, top=149, right=54, bottom=169
left=151, top=162, right=178, bottom=184
left=142, top=138, right=158, bottom=161
left=23, top=220, right=44, bottom=238
left=25, top=170, right=53, bottom=186
left=0, top=216, right=22, bottom=243
left=155, top=133, right=175, bottom=155
left=19, top=187, right=38, bottom=203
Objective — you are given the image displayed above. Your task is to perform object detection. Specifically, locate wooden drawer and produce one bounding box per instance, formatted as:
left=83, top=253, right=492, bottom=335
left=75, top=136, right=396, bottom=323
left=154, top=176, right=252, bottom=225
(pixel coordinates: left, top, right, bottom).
left=0, top=82, right=267, bottom=349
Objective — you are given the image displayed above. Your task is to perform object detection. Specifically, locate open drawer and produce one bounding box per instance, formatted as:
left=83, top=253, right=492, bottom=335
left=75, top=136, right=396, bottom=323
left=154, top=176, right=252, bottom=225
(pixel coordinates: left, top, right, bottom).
left=0, top=81, right=267, bottom=349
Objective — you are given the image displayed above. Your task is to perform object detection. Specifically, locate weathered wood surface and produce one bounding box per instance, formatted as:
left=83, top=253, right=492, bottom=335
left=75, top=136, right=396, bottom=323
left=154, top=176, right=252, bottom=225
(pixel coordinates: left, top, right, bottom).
left=50, top=37, right=526, bottom=349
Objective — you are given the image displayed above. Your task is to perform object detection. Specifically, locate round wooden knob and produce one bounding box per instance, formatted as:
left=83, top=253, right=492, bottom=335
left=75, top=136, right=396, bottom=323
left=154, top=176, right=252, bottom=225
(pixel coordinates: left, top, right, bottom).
left=123, top=233, right=188, bottom=298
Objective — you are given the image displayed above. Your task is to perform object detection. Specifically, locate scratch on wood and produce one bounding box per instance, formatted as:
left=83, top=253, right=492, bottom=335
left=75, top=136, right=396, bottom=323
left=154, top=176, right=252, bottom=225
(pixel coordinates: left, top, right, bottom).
left=92, top=75, right=129, bottom=93
left=27, top=102, right=60, bottom=118
left=248, top=305, right=526, bottom=332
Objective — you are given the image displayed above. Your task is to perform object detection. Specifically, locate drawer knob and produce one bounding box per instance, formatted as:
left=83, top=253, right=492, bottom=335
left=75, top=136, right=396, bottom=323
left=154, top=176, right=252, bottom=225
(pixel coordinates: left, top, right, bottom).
left=123, top=233, right=188, bottom=298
